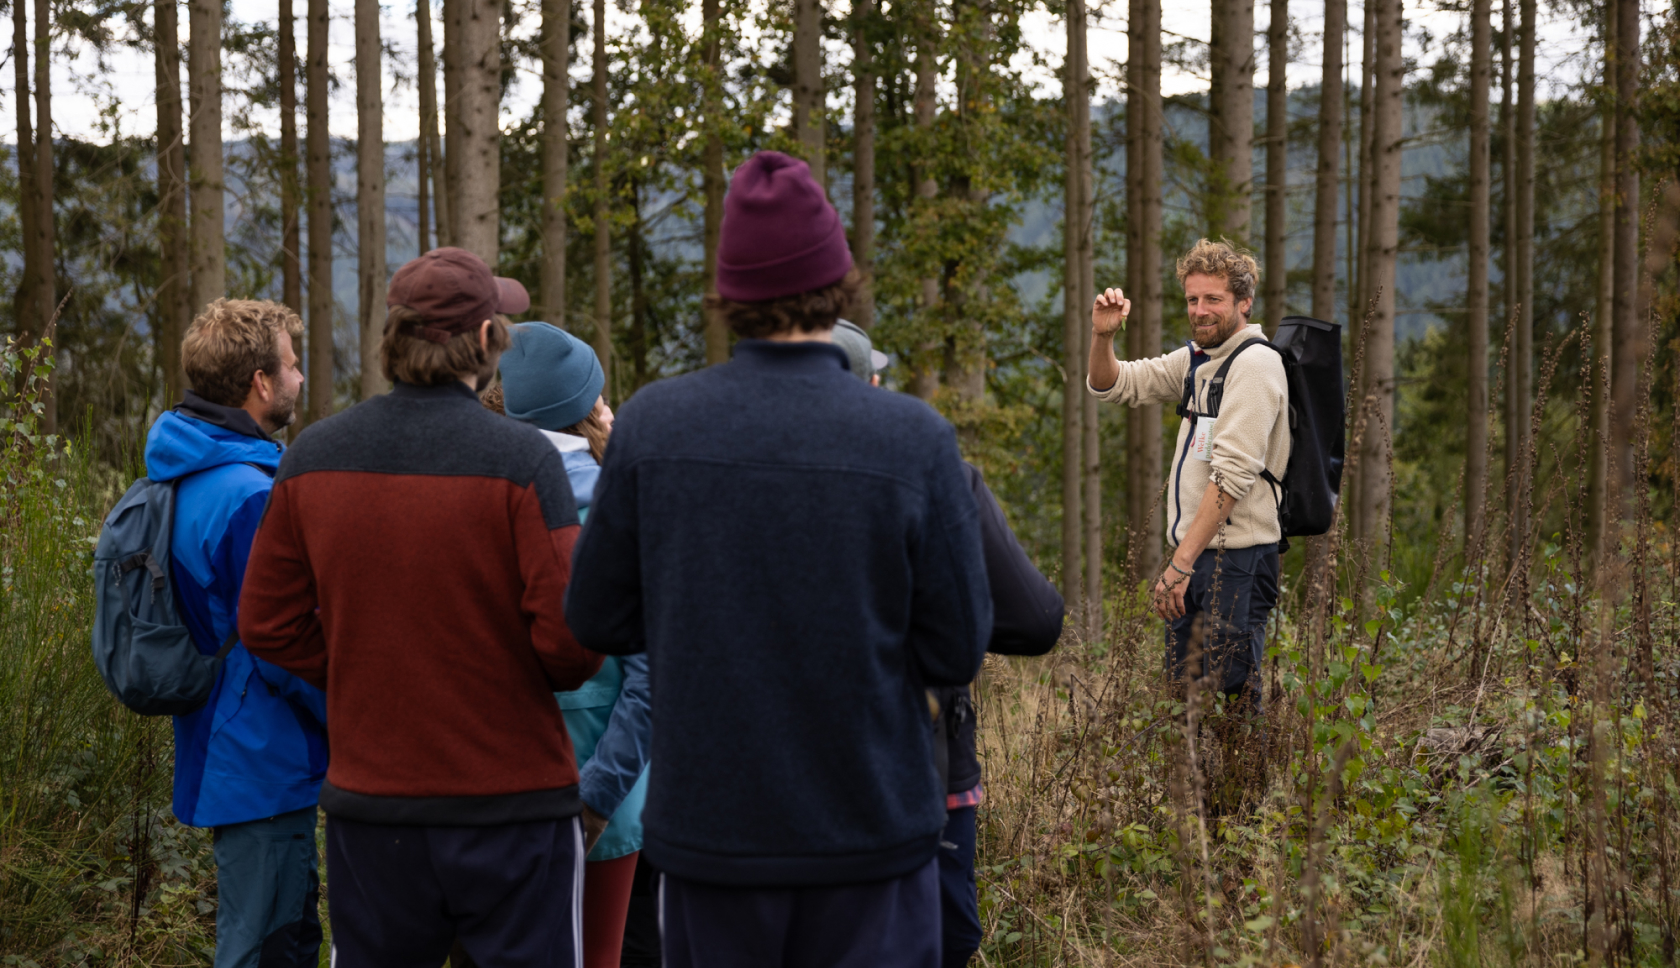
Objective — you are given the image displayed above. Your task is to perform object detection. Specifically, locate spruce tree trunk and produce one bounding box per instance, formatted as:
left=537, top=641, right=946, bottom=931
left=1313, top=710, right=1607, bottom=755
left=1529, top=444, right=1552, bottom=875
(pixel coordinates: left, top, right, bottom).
left=592, top=0, right=612, bottom=388
left=356, top=0, right=387, bottom=398
left=1263, top=0, right=1287, bottom=333
left=1354, top=0, right=1401, bottom=552
left=279, top=0, right=301, bottom=316
left=1509, top=0, right=1535, bottom=560
left=1060, top=0, right=1083, bottom=619
left=701, top=0, right=726, bottom=364
left=1207, top=0, right=1254, bottom=241
left=1125, top=0, right=1163, bottom=574
left=540, top=0, right=569, bottom=321
left=188, top=0, right=224, bottom=319
left=155, top=0, right=190, bottom=406
left=442, top=0, right=463, bottom=247
left=1066, top=0, right=1097, bottom=637
left=13, top=0, right=38, bottom=360
left=1500, top=0, right=1516, bottom=560
left=1466, top=0, right=1492, bottom=553
left=1346, top=0, right=1374, bottom=543
left=1589, top=41, right=1614, bottom=567
left=910, top=29, right=940, bottom=400
left=456, top=0, right=501, bottom=264
left=1310, top=0, right=1342, bottom=323
left=418, top=0, right=445, bottom=251
left=306, top=0, right=334, bottom=422
left=31, top=0, right=54, bottom=432
left=1610, top=0, right=1640, bottom=505
left=793, top=0, right=824, bottom=185
left=851, top=0, right=875, bottom=331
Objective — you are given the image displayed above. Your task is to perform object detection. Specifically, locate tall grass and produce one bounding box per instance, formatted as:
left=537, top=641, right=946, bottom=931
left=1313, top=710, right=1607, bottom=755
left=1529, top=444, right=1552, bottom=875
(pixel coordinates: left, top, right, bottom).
left=0, top=336, right=218, bottom=964
left=971, top=314, right=1679, bottom=966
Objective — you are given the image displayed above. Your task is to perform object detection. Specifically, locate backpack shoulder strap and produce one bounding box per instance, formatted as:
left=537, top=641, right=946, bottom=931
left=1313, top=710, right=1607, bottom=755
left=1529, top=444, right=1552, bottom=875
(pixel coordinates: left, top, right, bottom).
left=1203, top=337, right=1276, bottom=419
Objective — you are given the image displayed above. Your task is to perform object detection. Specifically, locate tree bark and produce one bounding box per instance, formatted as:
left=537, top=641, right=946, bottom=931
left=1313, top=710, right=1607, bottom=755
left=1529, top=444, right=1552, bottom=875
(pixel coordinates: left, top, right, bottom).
left=1588, top=3, right=1615, bottom=568
left=456, top=0, right=501, bottom=264
left=851, top=0, right=875, bottom=331
left=540, top=0, right=570, bottom=322
left=1508, top=0, right=1535, bottom=560
left=306, top=0, right=334, bottom=422
left=1207, top=0, right=1254, bottom=241
left=30, top=0, right=54, bottom=432
left=418, top=0, right=444, bottom=251
left=1610, top=0, right=1640, bottom=504
left=1346, top=0, right=1374, bottom=543
left=792, top=0, right=824, bottom=186
left=629, top=184, right=648, bottom=390
left=1310, top=0, right=1342, bottom=323
left=1500, top=0, right=1516, bottom=559
left=1263, top=0, right=1287, bottom=333
left=1126, top=0, right=1163, bottom=574
left=188, top=0, right=224, bottom=318
left=279, top=0, right=301, bottom=316
left=1354, top=0, right=1401, bottom=551
left=1466, top=0, right=1491, bottom=553
left=909, top=27, right=940, bottom=400
left=357, top=0, right=387, bottom=399
left=701, top=0, right=726, bottom=363
left=592, top=0, right=612, bottom=388
left=13, top=0, right=37, bottom=357
left=442, top=0, right=463, bottom=247
left=155, top=0, right=189, bottom=405
left=1066, top=0, right=1097, bottom=637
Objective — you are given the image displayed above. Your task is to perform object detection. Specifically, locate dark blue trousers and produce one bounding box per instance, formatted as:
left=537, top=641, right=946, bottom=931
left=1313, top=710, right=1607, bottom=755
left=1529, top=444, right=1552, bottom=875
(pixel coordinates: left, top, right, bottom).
left=324, top=815, right=583, bottom=968
left=660, top=858, right=940, bottom=968
left=936, top=807, right=981, bottom=968
left=1166, top=543, right=1280, bottom=710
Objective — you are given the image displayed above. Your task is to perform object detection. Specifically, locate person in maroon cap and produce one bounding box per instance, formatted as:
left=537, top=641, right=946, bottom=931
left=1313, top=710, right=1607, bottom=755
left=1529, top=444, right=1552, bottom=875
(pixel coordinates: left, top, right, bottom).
left=564, top=152, right=990, bottom=966
left=239, top=247, right=604, bottom=968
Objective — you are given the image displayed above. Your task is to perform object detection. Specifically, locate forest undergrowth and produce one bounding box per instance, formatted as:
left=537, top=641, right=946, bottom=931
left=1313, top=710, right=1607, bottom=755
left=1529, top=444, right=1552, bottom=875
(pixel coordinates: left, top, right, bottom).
left=970, top=321, right=1680, bottom=966
left=1, top=309, right=1677, bottom=965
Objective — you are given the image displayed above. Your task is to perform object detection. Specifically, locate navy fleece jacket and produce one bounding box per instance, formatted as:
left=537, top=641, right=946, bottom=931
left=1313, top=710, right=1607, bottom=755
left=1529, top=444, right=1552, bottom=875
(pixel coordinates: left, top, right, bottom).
left=564, top=339, right=991, bottom=888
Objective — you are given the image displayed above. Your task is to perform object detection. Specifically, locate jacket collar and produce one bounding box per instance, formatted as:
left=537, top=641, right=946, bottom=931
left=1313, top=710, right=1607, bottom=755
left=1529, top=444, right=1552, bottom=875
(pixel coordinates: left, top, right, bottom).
left=1193, top=322, right=1266, bottom=361
left=730, top=339, right=852, bottom=375
left=390, top=380, right=484, bottom=403
left=175, top=390, right=271, bottom=440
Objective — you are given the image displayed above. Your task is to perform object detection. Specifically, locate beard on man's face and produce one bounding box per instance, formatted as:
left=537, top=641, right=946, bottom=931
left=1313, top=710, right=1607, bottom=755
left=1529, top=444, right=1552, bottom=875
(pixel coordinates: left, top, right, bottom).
left=267, top=383, right=300, bottom=430
left=1191, top=304, right=1246, bottom=347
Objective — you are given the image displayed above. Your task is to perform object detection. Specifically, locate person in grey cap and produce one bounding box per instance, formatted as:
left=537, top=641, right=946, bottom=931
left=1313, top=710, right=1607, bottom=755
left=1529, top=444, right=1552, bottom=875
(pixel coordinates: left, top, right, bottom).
left=832, top=323, right=1064, bottom=968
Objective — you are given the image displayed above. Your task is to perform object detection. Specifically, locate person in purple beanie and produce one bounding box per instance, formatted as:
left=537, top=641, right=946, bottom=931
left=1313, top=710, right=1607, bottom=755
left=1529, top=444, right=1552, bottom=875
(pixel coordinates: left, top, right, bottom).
left=563, top=151, right=991, bottom=968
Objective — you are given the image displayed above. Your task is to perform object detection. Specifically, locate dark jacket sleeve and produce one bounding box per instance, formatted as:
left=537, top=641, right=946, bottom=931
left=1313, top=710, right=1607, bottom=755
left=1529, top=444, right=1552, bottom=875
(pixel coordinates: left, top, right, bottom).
left=905, top=426, right=991, bottom=687
left=239, top=480, right=330, bottom=690
left=965, top=463, right=1064, bottom=656
left=577, top=654, right=651, bottom=818
left=563, top=442, right=645, bottom=656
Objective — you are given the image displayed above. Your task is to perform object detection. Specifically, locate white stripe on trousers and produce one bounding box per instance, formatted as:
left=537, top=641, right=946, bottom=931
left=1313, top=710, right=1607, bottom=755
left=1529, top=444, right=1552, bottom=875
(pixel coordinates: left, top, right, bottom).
left=571, top=816, right=585, bottom=968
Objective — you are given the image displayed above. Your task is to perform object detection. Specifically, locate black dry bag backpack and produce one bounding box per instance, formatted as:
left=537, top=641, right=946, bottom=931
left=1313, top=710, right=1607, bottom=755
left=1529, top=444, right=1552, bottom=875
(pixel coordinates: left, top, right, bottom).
left=1177, top=315, right=1346, bottom=538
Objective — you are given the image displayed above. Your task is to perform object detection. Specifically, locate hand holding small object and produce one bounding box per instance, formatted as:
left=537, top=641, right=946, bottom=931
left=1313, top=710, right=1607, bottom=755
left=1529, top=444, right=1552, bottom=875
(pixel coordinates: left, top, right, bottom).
left=1091, top=287, right=1132, bottom=338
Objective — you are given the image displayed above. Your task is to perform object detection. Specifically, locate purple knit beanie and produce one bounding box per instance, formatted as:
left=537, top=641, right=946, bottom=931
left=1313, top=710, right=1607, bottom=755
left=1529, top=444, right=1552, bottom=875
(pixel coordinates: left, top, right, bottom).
left=716, top=151, right=854, bottom=302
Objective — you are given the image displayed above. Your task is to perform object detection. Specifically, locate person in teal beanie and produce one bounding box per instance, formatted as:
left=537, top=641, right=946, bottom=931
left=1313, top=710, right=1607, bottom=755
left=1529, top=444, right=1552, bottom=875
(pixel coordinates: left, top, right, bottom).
left=493, top=321, right=650, bottom=968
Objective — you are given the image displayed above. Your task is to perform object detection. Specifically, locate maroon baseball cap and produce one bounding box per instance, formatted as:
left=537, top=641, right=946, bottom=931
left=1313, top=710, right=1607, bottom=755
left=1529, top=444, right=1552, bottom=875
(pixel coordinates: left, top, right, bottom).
left=387, top=247, right=531, bottom=344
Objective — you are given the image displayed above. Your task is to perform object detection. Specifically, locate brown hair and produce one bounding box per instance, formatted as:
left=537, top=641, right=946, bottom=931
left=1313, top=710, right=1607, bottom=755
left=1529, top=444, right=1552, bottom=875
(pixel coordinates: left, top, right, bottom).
left=1175, top=238, right=1260, bottom=305
left=382, top=305, right=512, bottom=387
left=703, top=267, right=863, bottom=340
left=182, top=299, right=304, bottom=407
left=481, top=383, right=611, bottom=463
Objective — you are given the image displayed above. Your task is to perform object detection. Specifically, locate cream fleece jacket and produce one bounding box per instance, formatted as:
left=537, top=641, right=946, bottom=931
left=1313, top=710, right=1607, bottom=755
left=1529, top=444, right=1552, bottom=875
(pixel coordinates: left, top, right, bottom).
left=1087, top=323, right=1290, bottom=550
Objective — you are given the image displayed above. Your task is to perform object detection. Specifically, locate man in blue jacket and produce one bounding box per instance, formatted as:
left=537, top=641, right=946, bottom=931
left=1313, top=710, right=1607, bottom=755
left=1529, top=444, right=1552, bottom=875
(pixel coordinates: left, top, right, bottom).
left=143, top=298, right=326, bottom=967
left=565, top=151, right=992, bottom=968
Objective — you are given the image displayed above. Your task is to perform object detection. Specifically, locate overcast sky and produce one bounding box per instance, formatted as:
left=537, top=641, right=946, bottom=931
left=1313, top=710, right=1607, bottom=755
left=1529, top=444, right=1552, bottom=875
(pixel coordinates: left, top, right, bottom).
left=15, top=0, right=1620, bottom=145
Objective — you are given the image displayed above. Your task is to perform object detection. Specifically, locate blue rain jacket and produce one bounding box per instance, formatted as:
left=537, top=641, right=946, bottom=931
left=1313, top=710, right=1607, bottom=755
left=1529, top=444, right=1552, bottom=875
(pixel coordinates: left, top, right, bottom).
left=145, top=396, right=328, bottom=828
left=543, top=429, right=650, bottom=860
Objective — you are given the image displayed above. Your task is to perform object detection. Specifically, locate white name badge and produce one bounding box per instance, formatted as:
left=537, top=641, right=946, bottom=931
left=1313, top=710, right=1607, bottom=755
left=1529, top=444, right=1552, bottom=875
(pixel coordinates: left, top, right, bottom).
left=1189, top=417, right=1215, bottom=462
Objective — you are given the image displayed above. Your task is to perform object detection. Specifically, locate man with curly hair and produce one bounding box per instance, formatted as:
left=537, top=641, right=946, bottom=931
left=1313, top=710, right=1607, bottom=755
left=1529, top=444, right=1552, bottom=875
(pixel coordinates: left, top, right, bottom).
left=1086, top=239, right=1290, bottom=784
left=564, top=151, right=991, bottom=967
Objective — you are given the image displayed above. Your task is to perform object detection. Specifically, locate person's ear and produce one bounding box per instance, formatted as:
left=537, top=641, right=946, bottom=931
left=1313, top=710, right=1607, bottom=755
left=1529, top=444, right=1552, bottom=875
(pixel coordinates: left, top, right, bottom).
left=252, top=369, right=273, bottom=403
left=479, top=319, right=493, bottom=352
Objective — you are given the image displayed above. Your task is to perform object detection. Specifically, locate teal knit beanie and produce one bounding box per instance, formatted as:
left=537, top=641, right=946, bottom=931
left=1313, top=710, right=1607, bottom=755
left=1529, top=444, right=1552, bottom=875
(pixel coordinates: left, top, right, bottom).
left=500, top=322, right=605, bottom=431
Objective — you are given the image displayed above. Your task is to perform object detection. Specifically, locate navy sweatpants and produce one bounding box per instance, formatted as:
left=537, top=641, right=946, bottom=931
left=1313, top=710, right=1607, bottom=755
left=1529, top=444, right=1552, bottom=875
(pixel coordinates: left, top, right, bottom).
left=1166, top=543, right=1280, bottom=709
left=659, top=858, right=940, bottom=968
left=936, top=807, right=982, bottom=968
left=324, top=815, right=584, bottom=968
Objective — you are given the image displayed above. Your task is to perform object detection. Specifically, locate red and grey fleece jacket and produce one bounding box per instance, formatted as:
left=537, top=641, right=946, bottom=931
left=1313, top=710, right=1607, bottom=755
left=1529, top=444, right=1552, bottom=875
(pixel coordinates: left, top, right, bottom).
left=239, top=381, right=603, bottom=826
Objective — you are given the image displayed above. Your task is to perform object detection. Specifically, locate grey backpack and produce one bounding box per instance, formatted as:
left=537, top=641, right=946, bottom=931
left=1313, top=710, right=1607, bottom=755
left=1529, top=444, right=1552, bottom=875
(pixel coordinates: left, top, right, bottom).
left=91, top=477, right=237, bottom=716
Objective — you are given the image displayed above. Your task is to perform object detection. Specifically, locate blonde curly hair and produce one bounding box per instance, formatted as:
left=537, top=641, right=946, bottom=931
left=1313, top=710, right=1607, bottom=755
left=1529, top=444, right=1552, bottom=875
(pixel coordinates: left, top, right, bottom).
left=1174, top=238, right=1260, bottom=305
